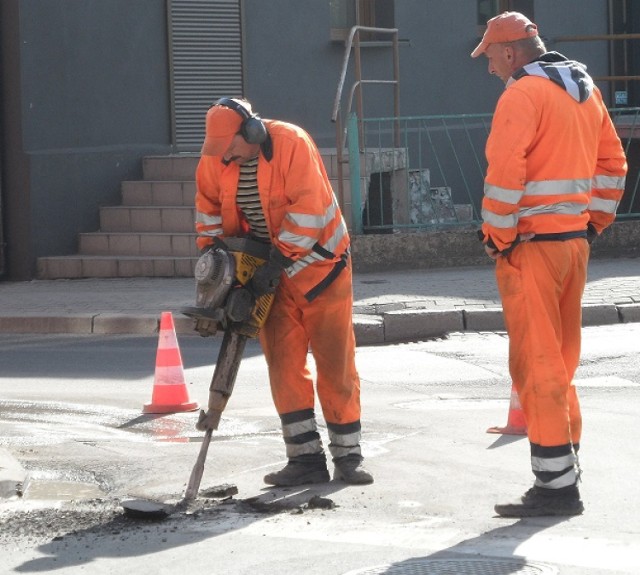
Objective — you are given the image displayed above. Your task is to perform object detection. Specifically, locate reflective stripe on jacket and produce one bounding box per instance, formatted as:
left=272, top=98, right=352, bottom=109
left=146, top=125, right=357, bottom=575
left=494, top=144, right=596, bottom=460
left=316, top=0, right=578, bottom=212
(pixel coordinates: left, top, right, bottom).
left=481, top=53, right=627, bottom=252
left=195, top=119, right=350, bottom=299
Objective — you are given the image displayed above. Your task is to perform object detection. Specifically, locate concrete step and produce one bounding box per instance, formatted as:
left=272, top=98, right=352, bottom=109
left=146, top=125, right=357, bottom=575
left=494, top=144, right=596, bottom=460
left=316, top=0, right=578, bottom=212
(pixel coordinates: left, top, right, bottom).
left=78, top=232, right=199, bottom=257
left=37, top=255, right=197, bottom=279
left=142, top=155, right=199, bottom=181
left=37, top=149, right=369, bottom=279
left=99, top=206, right=195, bottom=233
left=142, top=150, right=358, bottom=180
left=139, top=149, right=401, bottom=181
left=121, top=180, right=196, bottom=206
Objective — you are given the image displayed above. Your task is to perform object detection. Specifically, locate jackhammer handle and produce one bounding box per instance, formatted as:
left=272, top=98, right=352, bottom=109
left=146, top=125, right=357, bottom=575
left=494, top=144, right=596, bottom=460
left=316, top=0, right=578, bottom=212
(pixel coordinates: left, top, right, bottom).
left=184, top=428, right=213, bottom=501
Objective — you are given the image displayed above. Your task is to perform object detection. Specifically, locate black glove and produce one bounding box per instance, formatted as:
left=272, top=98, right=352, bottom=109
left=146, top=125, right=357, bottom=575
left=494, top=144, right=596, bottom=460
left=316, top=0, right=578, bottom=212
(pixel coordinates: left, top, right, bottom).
left=248, top=247, right=294, bottom=297
left=587, top=223, right=598, bottom=245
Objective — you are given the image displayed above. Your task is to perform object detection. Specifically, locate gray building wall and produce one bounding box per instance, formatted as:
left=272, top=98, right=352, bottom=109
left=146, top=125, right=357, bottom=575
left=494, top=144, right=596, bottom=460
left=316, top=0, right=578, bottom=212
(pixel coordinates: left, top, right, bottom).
left=2, top=0, right=172, bottom=279
left=0, top=0, right=624, bottom=279
left=242, top=0, right=613, bottom=147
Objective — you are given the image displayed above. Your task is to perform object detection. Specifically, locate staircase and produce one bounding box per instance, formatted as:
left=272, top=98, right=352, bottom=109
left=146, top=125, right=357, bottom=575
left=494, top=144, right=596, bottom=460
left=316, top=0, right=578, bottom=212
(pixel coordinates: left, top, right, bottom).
left=36, top=151, right=365, bottom=279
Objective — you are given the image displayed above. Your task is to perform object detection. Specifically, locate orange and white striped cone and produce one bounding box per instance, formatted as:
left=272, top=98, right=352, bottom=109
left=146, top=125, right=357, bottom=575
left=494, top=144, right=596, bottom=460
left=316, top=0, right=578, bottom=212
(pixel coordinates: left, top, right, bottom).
left=143, top=312, right=199, bottom=414
left=487, top=383, right=527, bottom=435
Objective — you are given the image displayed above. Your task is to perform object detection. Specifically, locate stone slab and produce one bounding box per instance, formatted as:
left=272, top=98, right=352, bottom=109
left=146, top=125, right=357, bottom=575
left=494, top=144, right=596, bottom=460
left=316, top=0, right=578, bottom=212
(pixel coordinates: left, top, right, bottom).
left=383, top=309, right=464, bottom=342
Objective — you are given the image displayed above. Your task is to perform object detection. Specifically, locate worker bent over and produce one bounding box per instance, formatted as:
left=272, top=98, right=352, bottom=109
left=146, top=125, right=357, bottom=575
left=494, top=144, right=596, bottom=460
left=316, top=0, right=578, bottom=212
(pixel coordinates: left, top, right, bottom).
left=194, top=97, right=373, bottom=487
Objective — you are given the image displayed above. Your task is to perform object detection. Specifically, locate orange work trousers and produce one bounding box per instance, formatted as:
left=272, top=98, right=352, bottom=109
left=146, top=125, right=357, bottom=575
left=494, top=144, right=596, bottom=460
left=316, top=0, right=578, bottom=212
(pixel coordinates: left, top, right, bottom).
left=495, top=239, right=589, bottom=447
left=259, top=261, right=361, bottom=426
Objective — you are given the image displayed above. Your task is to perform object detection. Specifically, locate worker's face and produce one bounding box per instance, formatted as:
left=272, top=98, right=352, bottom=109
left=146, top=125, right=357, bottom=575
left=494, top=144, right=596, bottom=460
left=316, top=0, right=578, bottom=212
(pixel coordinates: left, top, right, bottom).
left=221, top=134, right=260, bottom=165
left=484, top=43, right=516, bottom=84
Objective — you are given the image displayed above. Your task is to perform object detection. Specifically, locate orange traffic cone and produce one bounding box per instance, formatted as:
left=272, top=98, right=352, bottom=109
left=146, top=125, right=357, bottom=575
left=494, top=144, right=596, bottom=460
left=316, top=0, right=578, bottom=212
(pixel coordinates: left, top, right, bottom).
left=143, top=312, right=199, bottom=414
left=487, top=383, right=527, bottom=435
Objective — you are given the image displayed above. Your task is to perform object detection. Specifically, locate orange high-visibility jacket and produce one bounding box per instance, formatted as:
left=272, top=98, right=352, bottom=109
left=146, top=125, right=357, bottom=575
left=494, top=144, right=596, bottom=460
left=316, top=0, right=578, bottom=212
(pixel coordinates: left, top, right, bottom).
left=481, top=54, right=627, bottom=252
left=195, top=119, right=350, bottom=300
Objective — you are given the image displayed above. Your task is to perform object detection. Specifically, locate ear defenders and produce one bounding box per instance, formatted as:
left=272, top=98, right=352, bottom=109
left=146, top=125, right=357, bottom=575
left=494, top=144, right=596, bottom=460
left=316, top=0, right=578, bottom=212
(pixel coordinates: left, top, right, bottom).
left=215, top=97, right=268, bottom=145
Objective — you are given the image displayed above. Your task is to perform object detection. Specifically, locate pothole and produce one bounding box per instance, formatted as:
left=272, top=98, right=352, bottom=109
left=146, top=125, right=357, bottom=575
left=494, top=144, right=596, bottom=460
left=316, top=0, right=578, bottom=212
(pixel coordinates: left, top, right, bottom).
left=22, top=470, right=106, bottom=501
left=24, top=479, right=104, bottom=500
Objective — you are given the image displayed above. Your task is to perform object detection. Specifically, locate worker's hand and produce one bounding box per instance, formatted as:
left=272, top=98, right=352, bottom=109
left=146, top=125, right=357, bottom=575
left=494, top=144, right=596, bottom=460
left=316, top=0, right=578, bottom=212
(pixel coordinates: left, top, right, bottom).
left=195, top=408, right=223, bottom=432
left=248, top=260, right=282, bottom=296
left=517, top=232, right=535, bottom=243
left=247, top=247, right=294, bottom=297
left=486, top=233, right=535, bottom=260
left=484, top=244, right=500, bottom=260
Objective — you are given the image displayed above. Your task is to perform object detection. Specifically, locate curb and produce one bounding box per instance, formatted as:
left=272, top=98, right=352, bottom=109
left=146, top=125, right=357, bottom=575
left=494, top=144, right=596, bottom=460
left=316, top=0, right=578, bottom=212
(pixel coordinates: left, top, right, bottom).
left=1, top=303, right=638, bottom=343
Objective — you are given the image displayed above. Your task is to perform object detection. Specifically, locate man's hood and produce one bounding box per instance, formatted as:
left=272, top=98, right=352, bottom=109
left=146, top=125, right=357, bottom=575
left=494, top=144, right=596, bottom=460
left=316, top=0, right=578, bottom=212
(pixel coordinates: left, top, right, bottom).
left=511, top=51, right=594, bottom=103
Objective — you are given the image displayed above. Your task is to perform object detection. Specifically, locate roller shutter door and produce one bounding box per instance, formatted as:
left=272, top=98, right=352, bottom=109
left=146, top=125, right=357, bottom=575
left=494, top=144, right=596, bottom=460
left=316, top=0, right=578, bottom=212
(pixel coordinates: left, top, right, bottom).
left=169, top=0, right=243, bottom=151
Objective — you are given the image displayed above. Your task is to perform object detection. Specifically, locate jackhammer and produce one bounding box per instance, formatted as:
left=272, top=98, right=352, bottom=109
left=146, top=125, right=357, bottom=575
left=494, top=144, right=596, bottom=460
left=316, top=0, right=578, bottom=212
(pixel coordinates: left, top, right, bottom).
left=181, top=237, right=275, bottom=500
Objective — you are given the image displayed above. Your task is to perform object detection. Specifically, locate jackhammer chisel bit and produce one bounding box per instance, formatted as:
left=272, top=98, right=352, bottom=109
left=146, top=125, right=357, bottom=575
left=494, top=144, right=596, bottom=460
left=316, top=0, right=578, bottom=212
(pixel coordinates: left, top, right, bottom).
left=184, top=429, right=212, bottom=501
left=183, top=330, right=248, bottom=501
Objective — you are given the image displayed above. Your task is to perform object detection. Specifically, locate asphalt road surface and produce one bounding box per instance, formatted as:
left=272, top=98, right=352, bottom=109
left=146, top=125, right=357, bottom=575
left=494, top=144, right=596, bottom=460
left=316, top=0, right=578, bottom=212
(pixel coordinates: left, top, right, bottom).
left=1, top=325, right=639, bottom=575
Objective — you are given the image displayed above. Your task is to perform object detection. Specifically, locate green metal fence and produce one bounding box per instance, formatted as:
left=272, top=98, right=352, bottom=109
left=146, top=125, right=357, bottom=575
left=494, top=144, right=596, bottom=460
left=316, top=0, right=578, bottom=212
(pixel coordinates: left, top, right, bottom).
left=347, top=107, right=640, bottom=235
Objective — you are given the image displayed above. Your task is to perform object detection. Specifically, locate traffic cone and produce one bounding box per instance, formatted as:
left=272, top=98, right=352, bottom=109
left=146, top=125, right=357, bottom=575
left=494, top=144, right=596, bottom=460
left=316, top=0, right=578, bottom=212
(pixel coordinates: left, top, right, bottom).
left=487, top=383, right=527, bottom=435
left=143, top=312, right=199, bottom=414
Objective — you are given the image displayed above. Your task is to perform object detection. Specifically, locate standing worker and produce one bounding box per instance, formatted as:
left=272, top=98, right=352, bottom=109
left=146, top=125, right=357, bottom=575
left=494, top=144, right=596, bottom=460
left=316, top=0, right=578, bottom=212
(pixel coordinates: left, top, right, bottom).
left=471, top=12, right=627, bottom=517
left=194, top=97, right=373, bottom=487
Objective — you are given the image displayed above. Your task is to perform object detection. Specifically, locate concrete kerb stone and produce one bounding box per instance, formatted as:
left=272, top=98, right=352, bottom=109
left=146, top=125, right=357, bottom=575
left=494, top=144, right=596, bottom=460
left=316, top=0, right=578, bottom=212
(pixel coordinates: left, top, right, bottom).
left=382, top=308, right=464, bottom=342
left=618, top=303, right=640, bottom=323
left=0, top=314, right=94, bottom=334
left=0, top=304, right=638, bottom=338
left=463, top=307, right=505, bottom=332
left=581, top=304, right=620, bottom=327
left=92, top=314, right=159, bottom=335
left=463, top=304, right=623, bottom=332
left=354, top=314, right=385, bottom=346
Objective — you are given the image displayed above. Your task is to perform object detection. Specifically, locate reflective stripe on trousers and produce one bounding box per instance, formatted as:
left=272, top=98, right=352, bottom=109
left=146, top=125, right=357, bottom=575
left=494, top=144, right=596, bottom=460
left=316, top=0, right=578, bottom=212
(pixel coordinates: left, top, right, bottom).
left=279, top=410, right=362, bottom=460
left=280, top=408, right=324, bottom=459
left=531, top=442, right=580, bottom=489
left=327, top=420, right=362, bottom=460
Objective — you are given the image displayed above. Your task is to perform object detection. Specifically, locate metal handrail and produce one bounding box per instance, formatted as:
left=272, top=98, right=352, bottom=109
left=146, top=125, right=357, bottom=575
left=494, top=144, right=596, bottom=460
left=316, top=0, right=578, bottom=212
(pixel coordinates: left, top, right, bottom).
left=345, top=107, right=640, bottom=234
left=331, top=25, right=400, bottom=210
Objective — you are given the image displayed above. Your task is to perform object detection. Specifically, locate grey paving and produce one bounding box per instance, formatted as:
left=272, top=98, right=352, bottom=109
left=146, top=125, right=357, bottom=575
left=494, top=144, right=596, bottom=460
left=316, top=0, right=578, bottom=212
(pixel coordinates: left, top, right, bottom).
left=0, top=257, right=639, bottom=343
left=0, top=257, right=637, bottom=341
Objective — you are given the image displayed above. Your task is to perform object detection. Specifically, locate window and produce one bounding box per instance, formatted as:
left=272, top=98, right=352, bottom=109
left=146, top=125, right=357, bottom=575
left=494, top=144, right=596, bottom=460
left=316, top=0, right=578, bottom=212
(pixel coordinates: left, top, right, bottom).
left=330, top=0, right=395, bottom=42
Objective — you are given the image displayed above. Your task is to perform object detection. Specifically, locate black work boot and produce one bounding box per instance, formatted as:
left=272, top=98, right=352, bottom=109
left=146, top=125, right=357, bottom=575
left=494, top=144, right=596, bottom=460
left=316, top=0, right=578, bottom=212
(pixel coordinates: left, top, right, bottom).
left=333, top=455, right=374, bottom=485
left=263, top=454, right=330, bottom=487
left=494, top=483, right=584, bottom=518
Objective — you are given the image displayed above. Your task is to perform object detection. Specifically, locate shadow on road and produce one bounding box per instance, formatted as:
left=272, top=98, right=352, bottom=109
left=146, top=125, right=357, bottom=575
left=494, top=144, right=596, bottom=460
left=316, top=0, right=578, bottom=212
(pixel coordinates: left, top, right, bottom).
left=361, top=517, right=569, bottom=574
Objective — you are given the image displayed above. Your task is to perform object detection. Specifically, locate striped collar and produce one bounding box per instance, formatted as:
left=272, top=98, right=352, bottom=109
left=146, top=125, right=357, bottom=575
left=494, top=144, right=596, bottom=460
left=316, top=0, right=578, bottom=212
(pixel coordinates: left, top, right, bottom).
left=510, top=52, right=594, bottom=103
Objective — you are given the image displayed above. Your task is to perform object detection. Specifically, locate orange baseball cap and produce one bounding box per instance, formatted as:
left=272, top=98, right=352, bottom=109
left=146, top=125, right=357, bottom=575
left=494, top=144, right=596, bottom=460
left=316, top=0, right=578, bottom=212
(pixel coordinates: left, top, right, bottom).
left=201, top=105, right=243, bottom=156
left=471, top=11, right=538, bottom=58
